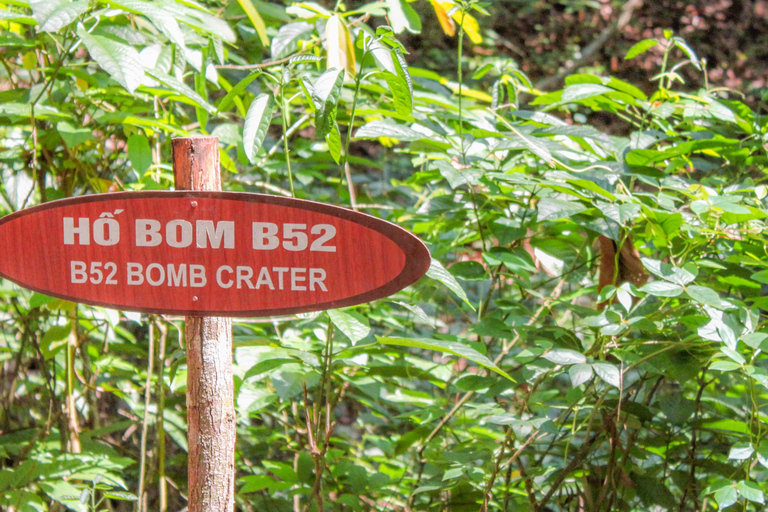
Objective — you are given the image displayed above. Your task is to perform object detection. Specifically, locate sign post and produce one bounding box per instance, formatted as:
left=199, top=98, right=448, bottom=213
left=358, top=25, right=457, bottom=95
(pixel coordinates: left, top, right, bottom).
left=0, top=136, right=431, bottom=511
left=172, top=137, right=235, bottom=512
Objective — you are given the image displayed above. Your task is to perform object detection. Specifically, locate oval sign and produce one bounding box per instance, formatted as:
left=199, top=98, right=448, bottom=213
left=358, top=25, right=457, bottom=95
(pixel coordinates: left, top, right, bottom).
left=0, top=192, right=430, bottom=316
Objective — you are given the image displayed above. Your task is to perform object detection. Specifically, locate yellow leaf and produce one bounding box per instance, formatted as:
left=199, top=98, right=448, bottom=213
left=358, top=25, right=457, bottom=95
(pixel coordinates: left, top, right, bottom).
left=429, top=0, right=455, bottom=37
left=432, top=0, right=482, bottom=44
left=237, top=0, right=269, bottom=46
left=325, top=15, right=356, bottom=77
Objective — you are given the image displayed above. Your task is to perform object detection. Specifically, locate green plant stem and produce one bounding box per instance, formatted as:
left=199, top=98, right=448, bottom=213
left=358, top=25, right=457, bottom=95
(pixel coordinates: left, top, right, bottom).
left=137, top=321, right=155, bottom=512
left=280, top=77, right=295, bottom=197
left=155, top=320, right=168, bottom=512
left=339, top=51, right=370, bottom=210
left=457, top=9, right=465, bottom=165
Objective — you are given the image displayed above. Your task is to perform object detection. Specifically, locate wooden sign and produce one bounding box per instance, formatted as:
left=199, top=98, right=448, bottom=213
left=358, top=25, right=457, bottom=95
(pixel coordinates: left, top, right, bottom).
left=0, top=191, right=430, bottom=316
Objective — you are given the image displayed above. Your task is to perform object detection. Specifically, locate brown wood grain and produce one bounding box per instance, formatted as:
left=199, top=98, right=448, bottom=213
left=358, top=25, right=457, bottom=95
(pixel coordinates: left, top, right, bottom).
left=173, top=137, right=235, bottom=512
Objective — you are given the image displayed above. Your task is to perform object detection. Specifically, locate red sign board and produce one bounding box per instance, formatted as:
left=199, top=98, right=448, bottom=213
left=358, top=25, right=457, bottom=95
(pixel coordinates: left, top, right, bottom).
left=0, top=192, right=430, bottom=316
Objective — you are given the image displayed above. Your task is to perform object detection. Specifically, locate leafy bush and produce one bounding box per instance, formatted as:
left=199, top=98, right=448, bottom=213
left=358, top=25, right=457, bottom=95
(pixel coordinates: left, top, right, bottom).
left=1, top=1, right=768, bottom=511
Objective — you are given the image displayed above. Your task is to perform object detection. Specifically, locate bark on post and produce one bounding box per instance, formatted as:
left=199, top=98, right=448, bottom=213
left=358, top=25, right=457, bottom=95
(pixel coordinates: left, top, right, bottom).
left=172, top=137, right=235, bottom=512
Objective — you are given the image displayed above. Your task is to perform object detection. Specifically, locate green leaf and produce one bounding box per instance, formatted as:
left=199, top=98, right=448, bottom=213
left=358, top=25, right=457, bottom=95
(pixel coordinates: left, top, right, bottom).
left=146, top=70, right=216, bottom=113
left=311, top=68, right=344, bottom=139
left=710, top=360, right=741, bottom=372
left=325, top=123, right=341, bottom=164
left=537, top=198, right=587, bottom=221
left=127, top=134, right=152, bottom=174
left=243, top=93, right=275, bottom=163
left=426, top=258, right=472, bottom=307
left=271, top=21, right=314, bottom=59
left=378, top=71, right=412, bottom=116
left=569, top=363, right=593, bottom=387
left=56, top=121, right=91, bottom=147
left=593, top=363, right=621, bottom=388
left=386, top=0, right=421, bottom=34
left=40, top=480, right=88, bottom=512
left=685, top=285, right=722, bottom=308
left=598, top=202, right=641, bottom=225
left=642, top=258, right=697, bottom=286
left=77, top=24, right=145, bottom=94
left=714, top=485, right=738, bottom=509
left=290, top=54, right=323, bottom=64
left=31, top=0, right=88, bottom=33
left=673, top=38, right=701, bottom=69
left=393, top=49, right=413, bottom=99
left=542, top=349, right=586, bottom=366
left=442, top=467, right=464, bottom=480
left=329, top=309, right=370, bottom=345
left=729, top=443, right=754, bottom=460
left=237, top=0, right=269, bottom=46
left=751, top=270, right=768, bottom=284
left=449, top=261, right=487, bottom=281
left=103, top=491, right=139, bottom=501
left=217, top=71, right=261, bottom=113
left=472, top=63, right=494, bottom=80
left=355, top=120, right=424, bottom=141
left=377, top=337, right=514, bottom=381
left=625, top=39, right=657, bottom=60
left=738, top=481, right=764, bottom=504
left=507, top=127, right=552, bottom=163
left=562, top=84, right=613, bottom=102
left=639, top=281, right=683, bottom=297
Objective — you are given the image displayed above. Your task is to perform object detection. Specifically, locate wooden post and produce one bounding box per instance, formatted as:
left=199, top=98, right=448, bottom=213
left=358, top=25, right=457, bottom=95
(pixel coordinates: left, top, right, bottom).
left=172, top=137, right=235, bottom=512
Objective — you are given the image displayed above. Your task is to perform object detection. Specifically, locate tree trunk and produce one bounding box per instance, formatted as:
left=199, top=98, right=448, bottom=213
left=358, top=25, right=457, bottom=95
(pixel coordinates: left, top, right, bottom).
left=172, top=137, right=235, bottom=512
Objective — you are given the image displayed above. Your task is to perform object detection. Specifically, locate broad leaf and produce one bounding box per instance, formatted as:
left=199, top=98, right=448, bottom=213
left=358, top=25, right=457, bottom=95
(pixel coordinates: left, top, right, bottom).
left=426, top=258, right=472, bottom=307
left=329, top=309, right=370, bottom=345
left=31, top=0, right=88, bottom=33
left=237, top=0, right=269, bottom=46
left=543, top=349, right=586, bottom=366
left=386, top=0, right=421, bottom=34
left=146, top=70, right=216, bottom=113
left=243, top=93, right=275, bottom=163
left=569, top=364, right=593, bottom=387
left=378, top=337, right=514, bottom=381
left=272, top=21, right=313, bottom=59
left=355, top=121, right=424, bottom=141
left=326, top=15, right=355, bottom=76
left=77, top=24, right=145, bottom=94
left=310, top=68, right=344, bottom=138
left=625, top=39, right=657, bottom=60
left=593, top=363, right=621, bottom=388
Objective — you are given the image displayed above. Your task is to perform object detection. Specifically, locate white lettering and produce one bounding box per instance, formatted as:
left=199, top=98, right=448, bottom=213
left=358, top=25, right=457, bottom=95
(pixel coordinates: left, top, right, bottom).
left=236, top=266, right=255, bottom=289
left=167, top=264, right=187, bottom=287
left=273, top=267, right=289, bottom=290
left=310, top=268, right=327, bottom=291
left=290, top=268, right=307, bottom=291
left=283, top=224, right=308, bottom=251
left=127, top=263, right=144, bottom=285
left=89, top=262, right=103, bottom=284
left=166, top=220, right=192, bottom=248
left=146, top=263, right=165, bottom=286
left=255, top=267, right=274, bottom=290
left=63, top=218, right=90, bottom=245
left=70, top=261, right=87, bottom=283
left=190, top=265, right=206, bottom=287
left=93, top=216, right=119, bottom=246
left=252, top=222, right=279, bottom=250
left=197, top=221, right=235, bottom=249
left=136, top=219, right=162, bottom=247
left=217, top=266, right=234, bottom=289
left=310, top=225, right=337, bottom=252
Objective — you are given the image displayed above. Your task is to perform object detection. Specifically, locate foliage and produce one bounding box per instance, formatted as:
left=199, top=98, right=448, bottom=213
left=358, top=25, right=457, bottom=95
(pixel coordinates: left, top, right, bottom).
left=1, top=1, right=768, bottom=511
